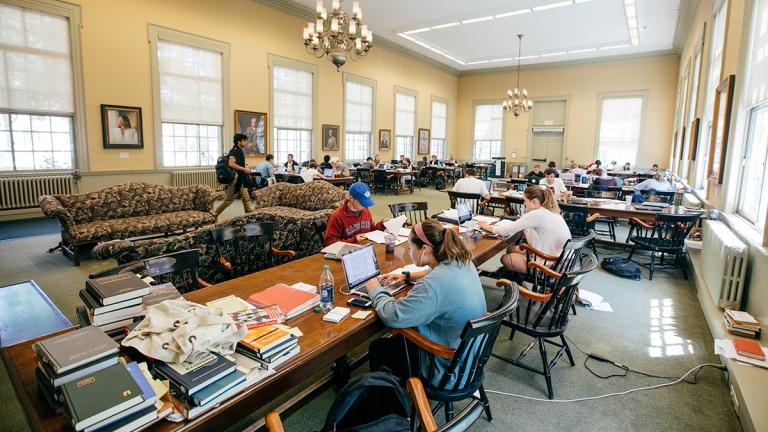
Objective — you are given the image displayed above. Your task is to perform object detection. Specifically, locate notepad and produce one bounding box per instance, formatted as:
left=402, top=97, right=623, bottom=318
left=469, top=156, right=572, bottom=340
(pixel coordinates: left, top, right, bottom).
left=323, top=307, right=350, bottom=323
left=363, top=230, right=408, bottom=245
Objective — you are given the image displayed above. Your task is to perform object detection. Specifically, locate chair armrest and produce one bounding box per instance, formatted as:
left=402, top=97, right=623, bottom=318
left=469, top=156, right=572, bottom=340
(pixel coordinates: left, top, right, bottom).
left=196, top=277, right=212, bottom=288
left=630, top=217, right=654, bottom=229
left=265, top=412, right=284, bottom=432
left=391, top=328, right=456, bottom=360
left=218, top=256, right=233, bottom=273
left=519, top=244, right=559, bottom=262
left=193, top=185, right=217, bottom=211
left=518, top=285, right=552, bottom=302
left=407, top=378, right=438, bottom=432
left=271, top=247, right=297, bottom=258
left=527, top=261, right=562, bottom=279
left=586, top=213, right=601, bottom=223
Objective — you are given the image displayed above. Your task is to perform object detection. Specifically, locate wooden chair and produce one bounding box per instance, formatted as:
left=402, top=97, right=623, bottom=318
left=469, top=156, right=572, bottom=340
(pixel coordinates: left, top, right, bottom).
left=372, top=169, right=397, bottom=195
left=211, top=222, right=297, bottom=279
left=493, top=254, right=598, bottom=399
left=627, top=213, right=700, bottom=280
left=356, top=167, right=373, bottom=188
left=583, top=190, right=618, bottom=241
left=559, top=203, right=600, bottom=257
left=389, top=202, right=429, bottom=226
left=520, top=231, right=595, bottom=291
left=643, top=189, right=676, bottom=203
left=89, top=249, right=210, bottom=294
left=393, top=282, right=519, bottom=423
left=285, top=175, right=304, bottom=184
left=447, top=191, right=486, bottom=216
left=314, top=218, right=328, bottom=245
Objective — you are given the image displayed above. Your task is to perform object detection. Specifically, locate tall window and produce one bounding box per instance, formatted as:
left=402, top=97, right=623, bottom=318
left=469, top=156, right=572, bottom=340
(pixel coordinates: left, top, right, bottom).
left=344, top=79, right=373, bottom=161
left=682, top=48, right=703, bottom=180
left=596, top=96, right=644, bottom=166
left=431, top=100, right=447, bottom=159
left=696, top=2, right=728, bottom=188
left=157, top=39, right=223, bottom=167
left=473, top=104, right=502, bottom=160
left=0, top=3, right=75, bottom=171
left=737, top=0, right=768, bottom=227
left=272, top=65, right=313, bottom=164
left=395, top=91, right=415, bottom=158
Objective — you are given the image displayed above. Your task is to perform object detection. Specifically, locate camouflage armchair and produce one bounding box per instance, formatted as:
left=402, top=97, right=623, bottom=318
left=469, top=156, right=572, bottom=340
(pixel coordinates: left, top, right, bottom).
left=39, top=182, right=216, bottom=266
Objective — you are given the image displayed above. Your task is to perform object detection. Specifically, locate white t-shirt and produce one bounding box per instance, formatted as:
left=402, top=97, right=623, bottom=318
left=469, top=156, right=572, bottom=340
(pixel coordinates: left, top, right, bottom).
left=301, top=168, right=323, bottom=183
left=452, top=177, right=490, bottom=198
left=634, top=178, right=673, bottom=191
left=541, top=177, right=568, bottom=195
left=492, top=207, right=572, bottom=258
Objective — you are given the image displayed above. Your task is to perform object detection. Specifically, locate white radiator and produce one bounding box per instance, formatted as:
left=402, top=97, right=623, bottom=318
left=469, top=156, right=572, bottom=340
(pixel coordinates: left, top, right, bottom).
left=171, top=170, right=220, bottom=190
left=0, top=175, right=74, bottom=210
left=701, top=220, right=748, bottom=310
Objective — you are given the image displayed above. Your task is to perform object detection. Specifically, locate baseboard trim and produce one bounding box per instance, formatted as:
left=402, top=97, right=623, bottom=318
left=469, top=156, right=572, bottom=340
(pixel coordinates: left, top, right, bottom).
left=0, top=207, right=44, bottom=222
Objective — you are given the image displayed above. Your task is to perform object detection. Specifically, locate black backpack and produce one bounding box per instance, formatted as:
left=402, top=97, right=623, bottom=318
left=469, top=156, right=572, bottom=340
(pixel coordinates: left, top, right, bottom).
left=215, top=154, right=236, bottom=184
left=601, top=257, right=642, bottom=281
left=320, top=370, right=411, bottom=432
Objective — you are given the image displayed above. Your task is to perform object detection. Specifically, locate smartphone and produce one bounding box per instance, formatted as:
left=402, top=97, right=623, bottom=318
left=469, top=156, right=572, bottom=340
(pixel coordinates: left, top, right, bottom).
left=347, top=298, right=372, bottom=308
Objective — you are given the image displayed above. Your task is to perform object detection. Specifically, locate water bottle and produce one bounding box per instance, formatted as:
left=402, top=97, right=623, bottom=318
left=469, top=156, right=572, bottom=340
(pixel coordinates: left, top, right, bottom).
left=320, top=265, right=334, bottom=312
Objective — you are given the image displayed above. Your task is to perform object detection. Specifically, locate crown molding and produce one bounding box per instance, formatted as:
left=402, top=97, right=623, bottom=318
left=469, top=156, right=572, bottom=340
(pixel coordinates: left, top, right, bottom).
left=673, top=0, right=697, bottom=53
left=251, top=0, right=461, bottom=76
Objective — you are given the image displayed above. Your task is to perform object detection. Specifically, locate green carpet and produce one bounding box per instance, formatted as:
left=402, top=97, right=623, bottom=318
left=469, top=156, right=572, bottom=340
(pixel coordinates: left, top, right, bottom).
left=0, top=187, right=741, bottom=431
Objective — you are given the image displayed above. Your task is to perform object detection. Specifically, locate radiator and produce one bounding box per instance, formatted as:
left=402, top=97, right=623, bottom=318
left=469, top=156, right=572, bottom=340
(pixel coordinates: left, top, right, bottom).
left=171, top=170, right=220, bottom=190
left=701, top=220, right=748, bottom=310
left=0, top=175, right=74, bottom=210
left=682, top=193, right=701, bottom=208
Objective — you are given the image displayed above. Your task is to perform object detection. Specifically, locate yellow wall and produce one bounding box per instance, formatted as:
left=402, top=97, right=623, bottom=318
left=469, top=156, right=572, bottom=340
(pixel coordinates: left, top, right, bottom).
left=73, top=0, right=459, bottom=171
left=457, top=55, right=679, bottom=169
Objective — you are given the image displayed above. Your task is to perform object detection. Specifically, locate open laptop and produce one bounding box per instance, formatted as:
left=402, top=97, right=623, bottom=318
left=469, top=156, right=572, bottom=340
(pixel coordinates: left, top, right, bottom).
left=341, top=244, right=406, bottom=298
left=323, top=168, right=334, bottom=177
left=276, top=166, right=286, bottom=174
left=377, top=163, right=386, bottom=169
left=436, top=202, right=473, bottom=226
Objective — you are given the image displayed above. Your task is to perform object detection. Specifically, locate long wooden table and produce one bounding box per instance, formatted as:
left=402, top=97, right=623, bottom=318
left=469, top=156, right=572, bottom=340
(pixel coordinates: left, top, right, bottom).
left=1, top=235, right=512, bottom=432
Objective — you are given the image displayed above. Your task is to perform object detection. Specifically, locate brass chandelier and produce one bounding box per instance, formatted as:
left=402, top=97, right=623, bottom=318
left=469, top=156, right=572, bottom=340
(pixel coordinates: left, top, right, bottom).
left=303, top=0, right=373, bottom=71
left=503, top=34, right=533, bottom=117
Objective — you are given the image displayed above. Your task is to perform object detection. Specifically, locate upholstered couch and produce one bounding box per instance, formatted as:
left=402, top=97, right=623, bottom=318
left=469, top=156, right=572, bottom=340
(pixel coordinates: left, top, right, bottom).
left=39, top=182, right=216, bottom=265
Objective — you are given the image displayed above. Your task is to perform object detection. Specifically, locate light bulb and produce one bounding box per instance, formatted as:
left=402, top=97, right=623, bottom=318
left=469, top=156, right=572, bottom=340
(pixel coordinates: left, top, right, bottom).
left=316, top=18, right=323, bottom=33
left=316, top=0, right=323, bottom=13
left=349, top=20, right=356, bottom=34
left=331, top=18, right=338, bottom=33
left=332, top=0, right=339, bottom=10
left=367, top=31, right=373, bottom=42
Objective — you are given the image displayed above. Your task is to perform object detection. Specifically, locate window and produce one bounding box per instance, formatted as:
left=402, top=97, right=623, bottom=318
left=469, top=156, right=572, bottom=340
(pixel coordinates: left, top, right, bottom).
left=344, top=78, right=373, bottom=161
left=682, top=48, right=703, bottom=180
left=430, top=99, right=447, bottom=159
left=0, top=3, right=76, bottom=171
left=155, top=38, right=224, bottom=168
left=272, top=63, right=314, bottom=164
left=473, top=104, right=502, bottom=160
left=395, top=91, right=416, bottom=159
left=596, top=96, right=644, bottom=166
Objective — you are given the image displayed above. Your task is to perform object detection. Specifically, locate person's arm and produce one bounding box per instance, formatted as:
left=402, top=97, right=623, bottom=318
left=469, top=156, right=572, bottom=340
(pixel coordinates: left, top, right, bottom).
left=373, top=220, right=386, bottom=231
left=487, top=211, right=540, bottom=237
left=323, top=213, right=347, bottom=246
left=368, top=281, right=437, bottom=329
left=228, top=156, right=248, bottom=173
left=481, top=183, right=491, bottom=200
left=267, top=164, right=274, bottom=178
left=633, top=180, right=648, bottom=191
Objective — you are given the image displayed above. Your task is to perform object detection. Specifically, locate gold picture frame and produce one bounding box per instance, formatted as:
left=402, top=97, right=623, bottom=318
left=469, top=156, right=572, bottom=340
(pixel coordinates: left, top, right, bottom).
left=707, top=75, right=735, bottom=184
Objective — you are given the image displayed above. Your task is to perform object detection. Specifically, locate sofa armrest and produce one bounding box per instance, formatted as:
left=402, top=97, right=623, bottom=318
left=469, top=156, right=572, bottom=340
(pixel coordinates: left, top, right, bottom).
left=249, top=184, right=282, bottom=209
left=38, top=195, right=75, bottom=229
left=193, top=185, right=217, bottom=211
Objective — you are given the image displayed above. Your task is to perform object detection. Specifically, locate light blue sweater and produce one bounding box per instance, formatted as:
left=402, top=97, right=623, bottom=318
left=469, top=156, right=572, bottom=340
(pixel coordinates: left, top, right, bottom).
left=370, top=260, right=486, bottom=387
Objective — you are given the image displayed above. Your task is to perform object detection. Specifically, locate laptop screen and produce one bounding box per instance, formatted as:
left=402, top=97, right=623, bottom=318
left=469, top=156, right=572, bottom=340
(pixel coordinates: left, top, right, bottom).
left=277, top=166, right=286, bottom=174
left=456, top=203, right=472, bottom=224
left=323, top=168, right=334, bottom=177
left=483, top=180, right=492, bottom=191
left=341, top=244, right=380, bottom=290
left=378, top=163, right=386, bottom=169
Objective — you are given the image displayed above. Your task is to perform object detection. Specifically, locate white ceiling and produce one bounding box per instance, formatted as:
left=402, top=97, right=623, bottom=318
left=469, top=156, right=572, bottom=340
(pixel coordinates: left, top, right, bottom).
left=289, top=0, right=681, bottom=71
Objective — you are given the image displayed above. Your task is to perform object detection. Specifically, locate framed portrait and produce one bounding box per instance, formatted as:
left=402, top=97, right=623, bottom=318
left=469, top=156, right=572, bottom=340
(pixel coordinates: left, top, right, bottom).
left=707, top=75, right=735, bottom=184
left=235, top=110, right=268, bottom=157
left=418, top=128, right=430, bottom=155
left=688, top=118, right=700, bottom=161
left=378, top=129, right=391, bottom=151
left=322, top=124, right=340, bottom=151
left=100, top=104, right=143, bottom=149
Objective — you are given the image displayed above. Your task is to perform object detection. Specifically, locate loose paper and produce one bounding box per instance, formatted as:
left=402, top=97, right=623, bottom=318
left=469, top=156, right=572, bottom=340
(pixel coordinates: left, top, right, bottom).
left=384, top=215, right=407, bottom=235
left=321, top=241, right=360, bottom=255
left=472, top=215, right=500, bottom=224
left=714, top=339, right=768, bottom=369
left=578, top=289, right=613, bottom=313
left=275, top=324, right=303, bottom=337
left=352, top=311, right=372, bottom=319
left=364, top=230, right=408, bottom=245
left=291, top=282, right=318, bottom=293
left=206, top=295, right=251, bottom=314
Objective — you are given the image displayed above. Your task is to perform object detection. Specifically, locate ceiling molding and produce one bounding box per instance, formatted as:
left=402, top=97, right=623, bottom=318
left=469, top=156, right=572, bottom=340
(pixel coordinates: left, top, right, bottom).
left=458, top=49, right=679, bottom=77
left=673, top=0, right=697, bottom=53
left=251, top=0, right=461, bottom=76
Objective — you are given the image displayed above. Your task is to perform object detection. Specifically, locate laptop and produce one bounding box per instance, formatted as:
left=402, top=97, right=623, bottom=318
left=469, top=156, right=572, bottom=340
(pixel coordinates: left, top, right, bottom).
left=341, top=244, right=406, bottom=298
left=276, top=166, right=286, bottom=174
left=560, top=172, right=575, bottom=183
left=436, top=202, right=473, bottom=226
left=377, top=163, right=386, bottom=169
left=323, top=168, right=334, bottom=177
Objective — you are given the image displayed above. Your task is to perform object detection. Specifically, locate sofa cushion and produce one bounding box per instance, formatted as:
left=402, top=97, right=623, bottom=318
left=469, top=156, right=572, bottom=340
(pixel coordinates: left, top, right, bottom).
left=251, top=206, right=324, bottom=221
left=251, top=181, right=345, bottom=212
left=71, top=210, right=215, bottom=243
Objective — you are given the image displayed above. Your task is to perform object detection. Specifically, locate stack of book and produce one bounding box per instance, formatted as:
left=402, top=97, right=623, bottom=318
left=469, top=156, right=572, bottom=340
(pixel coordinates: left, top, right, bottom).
left=724, top=309, right=762, bottom=338
left=79, top=273, right=152, bottom=336
left=153, top=352, right=247, bottom=420
left=33, top=326, right=120, bottom=413
left=229, top=304, right=285, bottom=329
left=236, top=325, right=300, bottom=371
left=247, top=283, right=319, bottom=320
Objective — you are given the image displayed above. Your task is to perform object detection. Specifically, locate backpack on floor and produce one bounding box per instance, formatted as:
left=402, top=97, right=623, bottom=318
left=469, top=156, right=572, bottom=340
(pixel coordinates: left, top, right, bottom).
left=601, top=257, right=642, bottom=281
left=320, top=369, right=411, bottom=432
left=215, top=154, right=236, bottom=184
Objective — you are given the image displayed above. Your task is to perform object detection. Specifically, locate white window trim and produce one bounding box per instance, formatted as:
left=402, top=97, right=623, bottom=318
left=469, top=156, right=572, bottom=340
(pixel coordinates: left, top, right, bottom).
left=594, top=90, right=648, bottom=167
left=430, top=95, right=449, bottom=159
left=343, top=72, right=376, bottom=161
left=394, top=86, right=418, bottom=159
left=148, top=24, right=230, bottom=169
left=268, top=54, right=318, bottom=160
left=2, top=0, right=88, bottom=172
left=471, top=99, right=505, bottom=162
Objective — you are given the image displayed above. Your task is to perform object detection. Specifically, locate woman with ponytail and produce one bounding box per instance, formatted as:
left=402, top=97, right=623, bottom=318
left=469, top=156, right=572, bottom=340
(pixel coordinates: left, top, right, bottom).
left=364, top=219, right=487, bottom=386
left=478, top=186, right=571, bottom=274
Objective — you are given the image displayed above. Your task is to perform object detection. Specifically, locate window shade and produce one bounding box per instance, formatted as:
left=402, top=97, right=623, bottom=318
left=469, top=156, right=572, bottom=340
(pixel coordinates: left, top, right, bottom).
left=0, top=4, right=73, bottom=113
left=747, top=0, right=768, bottom=107
left=273, top=65, right=313, bottom=130
left=597, top=97, right=643, bottom=165
left=395, top=93, right=415, bottom=136
left=431, top=101, right=447, bottom=139
left=157, top=40, right=222, bottom=125
left=345, top=80, right=372, bottom=132
left=473, top=104, right=502, bottom=140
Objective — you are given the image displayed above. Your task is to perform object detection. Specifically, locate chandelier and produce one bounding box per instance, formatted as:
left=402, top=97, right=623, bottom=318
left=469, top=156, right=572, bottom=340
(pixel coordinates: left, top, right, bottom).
left=503, top=34, right=533, bottom=118
left=303, top=0, right=373, bottom=71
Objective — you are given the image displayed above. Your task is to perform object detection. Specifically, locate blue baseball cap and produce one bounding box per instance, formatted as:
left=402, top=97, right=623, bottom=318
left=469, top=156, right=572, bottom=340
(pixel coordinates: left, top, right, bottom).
left=349, top=182, right=374, bottom=208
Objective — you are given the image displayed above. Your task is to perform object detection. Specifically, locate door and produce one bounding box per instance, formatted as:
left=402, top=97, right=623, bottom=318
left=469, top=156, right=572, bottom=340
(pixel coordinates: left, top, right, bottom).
left=528, top=100, right=566, bottom=166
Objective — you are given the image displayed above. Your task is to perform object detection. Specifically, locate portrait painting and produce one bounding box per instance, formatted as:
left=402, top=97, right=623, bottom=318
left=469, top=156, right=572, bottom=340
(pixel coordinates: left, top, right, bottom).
left=235, top=110, right=268, bottom=156
left=418, top=128, right=430, bottom=155
left=322, top=124, right=340, bottom=151
left=101, top=104, right=143, bottom=149
left=379, top=129, right=391, bottom=151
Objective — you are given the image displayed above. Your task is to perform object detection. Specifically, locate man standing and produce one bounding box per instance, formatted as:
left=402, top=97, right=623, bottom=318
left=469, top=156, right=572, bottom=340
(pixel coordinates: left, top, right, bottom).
left=213, top=134, right=254, bottom=217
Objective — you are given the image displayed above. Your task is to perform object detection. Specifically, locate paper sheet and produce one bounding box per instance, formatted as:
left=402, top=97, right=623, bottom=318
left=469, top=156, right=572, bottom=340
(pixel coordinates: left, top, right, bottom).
left=206, top=295, right=251, bottom=314
left=472, top=215, right=500, bottom=224
left=321, top=241, right=359, bottom=255
left=291, top=282, right=317, bottom=293
left=352, top=311, right=372, bottom=319
left=384, top=215, right=407, bottom=235
left=578, top=289, right=613, bottom=313
left=364, top=230, right=408, bottom=245
left=275, top=324, right=303, bottom=337
left=714, top=339, right=768, bottom=369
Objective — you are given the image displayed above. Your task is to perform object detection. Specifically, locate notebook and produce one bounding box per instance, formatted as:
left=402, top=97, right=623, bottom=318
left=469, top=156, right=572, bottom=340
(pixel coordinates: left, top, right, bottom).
left=247, top=284, right=320, bottom=319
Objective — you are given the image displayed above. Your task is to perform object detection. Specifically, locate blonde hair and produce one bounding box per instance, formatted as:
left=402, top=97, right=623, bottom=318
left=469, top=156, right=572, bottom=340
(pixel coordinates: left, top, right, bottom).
left=524, top=186, right=560, bottom=213
left=410, top=219, right=472, bottom=265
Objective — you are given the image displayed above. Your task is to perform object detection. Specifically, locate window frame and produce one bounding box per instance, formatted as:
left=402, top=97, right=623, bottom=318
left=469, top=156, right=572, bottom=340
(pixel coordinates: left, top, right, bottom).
left=430, top=96, right=448, bottom=159
left=342, top=72, right=376, bottom=162
left=148, top=24, right=230, bottom=169
left=0, top=0, right=87, bottom=173
left=394, top=86, right=418, bottom=160
left=268, top=54, right=318, bottom=164
left=471, top=100, right=504, bottom=161
left=736, top=102, right=768, bottom=226
left=594, top=91, right=648, bottom=167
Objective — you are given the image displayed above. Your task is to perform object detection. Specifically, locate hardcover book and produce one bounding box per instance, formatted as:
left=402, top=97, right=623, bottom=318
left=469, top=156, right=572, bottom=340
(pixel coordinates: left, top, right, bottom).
left=154, top=352, right=236, bottom=396
left=239, top=326, right=292, bottom=354
left=246, top=284, right=320, bottom=319
left=190, top=369, right=246, bottom=406
left=229, top=305, right=285, bottom=329
left=33, top=326, right=119, bottom=375
left=733, top=338, right=765, bottom=360
left=83, top=362, right=157, bottom=432
left=142, top=283, right=183, bottom=308
left=79, top=289, right=144, bottom=316
left=85, top=273, right=150, bottom=306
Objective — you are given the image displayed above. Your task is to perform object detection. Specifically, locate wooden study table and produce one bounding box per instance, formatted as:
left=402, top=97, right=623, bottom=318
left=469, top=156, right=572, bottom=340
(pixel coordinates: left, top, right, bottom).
left=1, top=235, right=512, bottom=432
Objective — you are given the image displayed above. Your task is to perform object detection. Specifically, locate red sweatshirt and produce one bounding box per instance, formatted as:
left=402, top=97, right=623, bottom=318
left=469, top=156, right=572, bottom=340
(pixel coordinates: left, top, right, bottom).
left=324, top=200, right=385, bottom=246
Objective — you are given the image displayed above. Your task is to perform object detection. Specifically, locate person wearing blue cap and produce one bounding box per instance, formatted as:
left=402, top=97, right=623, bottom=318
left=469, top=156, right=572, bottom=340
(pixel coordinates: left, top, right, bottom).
left=323, top=182, right=386, bottom=246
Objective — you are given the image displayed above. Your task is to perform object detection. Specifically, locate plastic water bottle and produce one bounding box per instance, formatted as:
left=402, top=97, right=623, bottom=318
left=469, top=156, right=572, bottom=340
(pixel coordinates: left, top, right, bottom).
left=320, top=265, right=334, bottom=312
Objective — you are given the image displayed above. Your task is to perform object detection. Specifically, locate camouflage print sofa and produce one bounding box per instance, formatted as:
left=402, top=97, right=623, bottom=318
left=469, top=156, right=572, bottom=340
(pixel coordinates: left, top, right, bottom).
left=39, top=182, right=216, bottom=266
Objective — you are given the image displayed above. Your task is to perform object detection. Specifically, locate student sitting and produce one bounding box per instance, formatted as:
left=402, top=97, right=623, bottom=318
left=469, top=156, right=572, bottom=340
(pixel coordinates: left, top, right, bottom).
left=254, top=154, right=276, bottom=185
left=650, top=163, right=660, bottom=173
left=623, top=162, right=632, bottom=171
left=525, top=164, right=545, bottom=181
left=320, top=155, right=333, bottom=170
left=634, top=172, right=673, bottom=192
left=361, top=157, right=376, bottom=169
left=606, top=160, right=619, bottom=171
left=324, top=182, right=385, bottom=246
left=542, top=168, right=568, bottom=196
left=330, top=157, right=351, bottom=177
left=587, top=159, right=602, bottom=171
left=373, top=153, right=382, bottom=166
left=429, top=155, right=443, bottom=166
left=452, top=167, right=490, bottom=199
left=590, top=168, right=618, bottom=189
left=478, top=187, right=571, bottom=274
left=365, top=219, right=487, bottom=385
left=300, top=161, right=325, bottom=183
left=283, top=153, right=299, bottom=173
